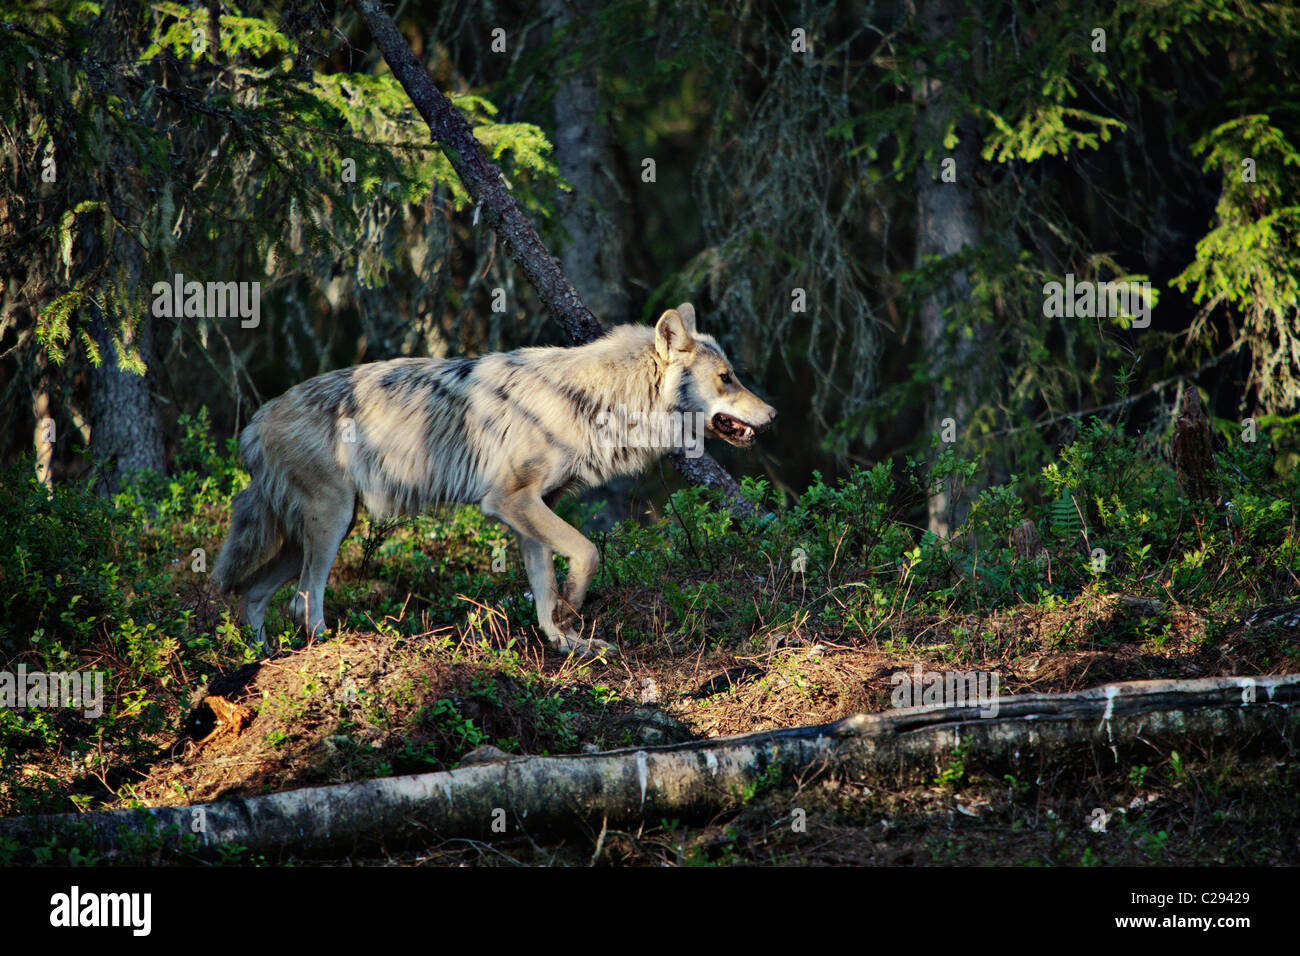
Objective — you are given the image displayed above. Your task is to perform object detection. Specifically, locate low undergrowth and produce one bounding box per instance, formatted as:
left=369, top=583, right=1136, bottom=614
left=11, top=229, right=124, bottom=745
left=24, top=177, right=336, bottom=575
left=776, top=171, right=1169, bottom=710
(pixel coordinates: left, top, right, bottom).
left=1, top=409, right=1296, bottom=866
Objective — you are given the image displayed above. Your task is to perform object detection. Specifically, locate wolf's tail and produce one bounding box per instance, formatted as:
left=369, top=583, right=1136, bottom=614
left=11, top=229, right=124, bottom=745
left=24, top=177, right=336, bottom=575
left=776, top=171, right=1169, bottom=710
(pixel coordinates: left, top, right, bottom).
left=212, top=421, right=285, bottom=594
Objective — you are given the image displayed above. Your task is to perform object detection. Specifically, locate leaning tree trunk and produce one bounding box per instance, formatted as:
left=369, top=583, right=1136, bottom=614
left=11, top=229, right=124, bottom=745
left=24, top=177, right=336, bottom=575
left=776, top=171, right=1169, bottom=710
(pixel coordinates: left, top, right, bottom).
left=911, top=0, right=986, bottom=537
left=351, top=0, right=754, bottom=518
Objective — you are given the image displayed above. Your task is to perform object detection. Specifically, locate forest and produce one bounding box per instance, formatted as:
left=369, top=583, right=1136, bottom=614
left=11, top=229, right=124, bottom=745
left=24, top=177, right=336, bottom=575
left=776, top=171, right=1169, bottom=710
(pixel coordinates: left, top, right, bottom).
left=0, top=0, right=1297, bottom=877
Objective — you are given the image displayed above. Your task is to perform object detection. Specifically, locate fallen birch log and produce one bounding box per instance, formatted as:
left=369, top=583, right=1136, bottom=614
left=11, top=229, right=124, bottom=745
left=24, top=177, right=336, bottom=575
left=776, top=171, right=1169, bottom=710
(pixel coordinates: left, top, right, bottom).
left=4, top=674, right=1296, bottom=859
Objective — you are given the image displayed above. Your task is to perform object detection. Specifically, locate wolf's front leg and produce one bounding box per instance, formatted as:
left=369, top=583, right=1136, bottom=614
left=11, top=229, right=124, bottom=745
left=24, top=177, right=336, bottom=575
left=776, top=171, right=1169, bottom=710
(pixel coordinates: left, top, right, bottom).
left=489, top=493, right=613, bottom=658
left=516, top=533, right=559, bottom=636
left=517, top=530, right=612, bottom=657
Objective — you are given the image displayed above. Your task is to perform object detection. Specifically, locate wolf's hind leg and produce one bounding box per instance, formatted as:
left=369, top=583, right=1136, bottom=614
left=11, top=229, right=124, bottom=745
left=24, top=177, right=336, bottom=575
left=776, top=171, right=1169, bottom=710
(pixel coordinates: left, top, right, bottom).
left=291, top=485, right=356, bottom=639
left=239, top=539, right=304, bottom=653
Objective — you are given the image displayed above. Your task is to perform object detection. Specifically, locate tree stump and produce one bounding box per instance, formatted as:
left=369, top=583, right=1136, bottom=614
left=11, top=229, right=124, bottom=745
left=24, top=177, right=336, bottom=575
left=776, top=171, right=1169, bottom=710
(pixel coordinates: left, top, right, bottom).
left=1171, top=386, right=1219, bottom=503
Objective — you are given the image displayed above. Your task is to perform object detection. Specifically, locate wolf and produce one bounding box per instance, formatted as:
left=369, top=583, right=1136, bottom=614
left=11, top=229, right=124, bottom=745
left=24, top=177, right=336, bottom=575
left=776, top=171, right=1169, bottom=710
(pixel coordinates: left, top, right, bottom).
left=212, top=303, right=776, bottom=656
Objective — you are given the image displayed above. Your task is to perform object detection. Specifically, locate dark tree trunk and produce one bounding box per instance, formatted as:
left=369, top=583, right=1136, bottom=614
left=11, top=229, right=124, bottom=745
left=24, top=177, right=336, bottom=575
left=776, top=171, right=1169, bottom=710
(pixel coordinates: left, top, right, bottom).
left=82, top=172, right=165, bottom=495
left=87, top=306, right=165, bottom=495
left=548, top=0, right=631, bottom=329
left=548, top=0, right=636, bottom=530
left=75, top=5, right=166, bottom=495
left=911, top=0, right=986, bottom=537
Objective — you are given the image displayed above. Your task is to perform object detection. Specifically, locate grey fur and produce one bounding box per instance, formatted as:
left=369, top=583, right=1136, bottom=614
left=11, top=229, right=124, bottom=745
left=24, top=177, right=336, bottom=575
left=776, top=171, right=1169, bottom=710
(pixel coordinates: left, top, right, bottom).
left=212, top=304, right=776, bottom=656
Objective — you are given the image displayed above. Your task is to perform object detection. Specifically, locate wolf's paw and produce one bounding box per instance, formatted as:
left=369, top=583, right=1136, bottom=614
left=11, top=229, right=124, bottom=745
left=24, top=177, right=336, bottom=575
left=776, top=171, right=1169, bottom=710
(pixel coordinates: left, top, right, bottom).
left=553, top=602, right=583, bottom=632
left=550, top=631, right=617, bottom=660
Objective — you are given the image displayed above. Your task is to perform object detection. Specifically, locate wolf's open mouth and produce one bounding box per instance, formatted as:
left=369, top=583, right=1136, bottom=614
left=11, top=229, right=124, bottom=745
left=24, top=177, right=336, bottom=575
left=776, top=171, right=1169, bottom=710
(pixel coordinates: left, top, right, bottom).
left=711, top=413, right=756, bottom=445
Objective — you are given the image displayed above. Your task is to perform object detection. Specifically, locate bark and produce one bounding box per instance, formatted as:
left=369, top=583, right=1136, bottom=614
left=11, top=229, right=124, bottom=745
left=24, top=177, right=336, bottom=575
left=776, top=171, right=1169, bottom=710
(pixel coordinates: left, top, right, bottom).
left=4, top=673, right=1295, bottom=857
left=350, top=0, right=754, bottom=518
left=547, top=0, right=636, bottom=530
left=84, top=226, right=164, bottom=495
left=82, top=10, right=165, bottom=495
left=911, top=0, right=986, bottom=537
left=548, top=0, right=631, bottom=329
left=1171, top=385, right=1219, bottom=502
left=33, top=350, right=52, bottom=488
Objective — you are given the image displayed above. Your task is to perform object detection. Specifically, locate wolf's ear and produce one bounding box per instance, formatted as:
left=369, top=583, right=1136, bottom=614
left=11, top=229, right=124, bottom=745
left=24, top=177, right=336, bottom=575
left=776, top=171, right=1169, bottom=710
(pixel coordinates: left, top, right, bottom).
left=675, top=302, right=697, bottom=334
left=655, top=308, right=696, bottom=362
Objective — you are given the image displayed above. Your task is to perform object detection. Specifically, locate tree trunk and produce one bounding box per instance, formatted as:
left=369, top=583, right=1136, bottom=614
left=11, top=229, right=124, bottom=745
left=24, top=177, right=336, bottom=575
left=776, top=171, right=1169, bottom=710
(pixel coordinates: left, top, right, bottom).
left=81, top=9, right=165, bottom=495
left=547, top=0, right=631, bottom=329
left=548, top=0, right=636, bottom=530
left=33, top=350, right=53, bottom=488
left=911, top=0, right=986, bottom=537
left=84, top=205, right=164, bottom=495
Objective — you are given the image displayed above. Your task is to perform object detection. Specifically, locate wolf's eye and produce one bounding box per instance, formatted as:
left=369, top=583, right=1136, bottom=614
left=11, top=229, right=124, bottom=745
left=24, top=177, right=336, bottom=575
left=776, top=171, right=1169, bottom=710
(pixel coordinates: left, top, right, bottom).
left=720, top=372, right=733, bottom=384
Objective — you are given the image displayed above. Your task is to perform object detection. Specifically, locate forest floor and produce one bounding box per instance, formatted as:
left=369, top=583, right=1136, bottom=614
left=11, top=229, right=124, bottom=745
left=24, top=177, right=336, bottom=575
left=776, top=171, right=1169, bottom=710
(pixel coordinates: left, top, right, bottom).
left=25, top=526, right=1300, bottom=866
left=4, top=434, right=1299, bottom=865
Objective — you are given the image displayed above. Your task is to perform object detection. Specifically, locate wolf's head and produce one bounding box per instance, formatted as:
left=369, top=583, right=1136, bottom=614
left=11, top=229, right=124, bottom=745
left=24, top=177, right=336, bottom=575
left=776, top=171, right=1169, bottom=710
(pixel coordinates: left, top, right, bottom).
left=656, top=303, right=777, bottom=447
